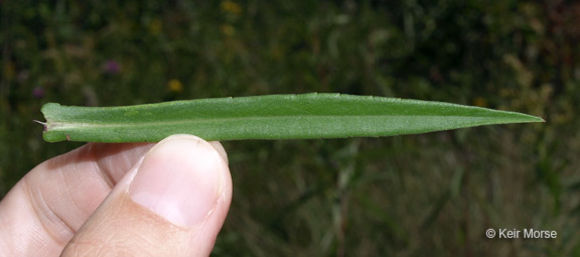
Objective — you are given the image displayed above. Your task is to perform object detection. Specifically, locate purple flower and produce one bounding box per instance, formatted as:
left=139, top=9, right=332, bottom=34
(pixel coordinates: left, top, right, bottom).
left=32, top=86, right=45, bottom=99
left=103, top=60, right=121, bottom=75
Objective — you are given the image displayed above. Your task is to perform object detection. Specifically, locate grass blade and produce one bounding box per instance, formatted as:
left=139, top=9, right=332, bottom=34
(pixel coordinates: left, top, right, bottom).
left=40, top=93, right=544, bottom=143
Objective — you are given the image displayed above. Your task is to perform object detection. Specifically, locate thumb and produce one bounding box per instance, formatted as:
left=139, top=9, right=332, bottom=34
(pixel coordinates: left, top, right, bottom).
left=61, top=135, right=232, bottom=257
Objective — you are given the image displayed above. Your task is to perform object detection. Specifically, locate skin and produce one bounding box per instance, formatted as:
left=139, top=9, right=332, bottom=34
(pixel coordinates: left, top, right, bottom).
left=0, top=134, right=233, bottom=256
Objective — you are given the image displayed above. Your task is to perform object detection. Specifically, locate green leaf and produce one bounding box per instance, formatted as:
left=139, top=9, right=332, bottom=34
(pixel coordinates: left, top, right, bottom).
left=40, top=93, right=544, bottom=143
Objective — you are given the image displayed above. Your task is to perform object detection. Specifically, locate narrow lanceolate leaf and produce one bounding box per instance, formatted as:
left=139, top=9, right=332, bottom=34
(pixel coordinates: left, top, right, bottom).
left=40, top=93, right=544, bottom=143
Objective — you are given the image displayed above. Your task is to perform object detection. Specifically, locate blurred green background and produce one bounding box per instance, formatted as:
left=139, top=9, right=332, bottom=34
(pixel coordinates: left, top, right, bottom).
left=1, top=0, right=579, bottom=256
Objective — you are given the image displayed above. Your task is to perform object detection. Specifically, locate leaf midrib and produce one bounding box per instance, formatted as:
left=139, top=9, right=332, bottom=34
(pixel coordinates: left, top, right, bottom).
left=47, top=114, right=528, bottom=130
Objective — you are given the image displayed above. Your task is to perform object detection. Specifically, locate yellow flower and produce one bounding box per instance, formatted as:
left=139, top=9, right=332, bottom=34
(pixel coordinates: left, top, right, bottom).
left=168, top=79, right=183, bottom=93
left=473, top=97, right=487, bottom=107
left=221, top=24, right=235, bottom=36
left=221, top=1, right=242, bottom=16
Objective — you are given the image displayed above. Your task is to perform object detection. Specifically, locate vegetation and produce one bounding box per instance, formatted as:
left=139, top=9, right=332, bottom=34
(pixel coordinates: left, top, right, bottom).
left=1, top=1, right=579, bottom=256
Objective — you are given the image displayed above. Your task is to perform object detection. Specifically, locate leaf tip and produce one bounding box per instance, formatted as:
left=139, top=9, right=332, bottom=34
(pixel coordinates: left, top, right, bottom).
left=522, top=114, right=545, bottom=123
left=494, top=109, right=545, bottom=124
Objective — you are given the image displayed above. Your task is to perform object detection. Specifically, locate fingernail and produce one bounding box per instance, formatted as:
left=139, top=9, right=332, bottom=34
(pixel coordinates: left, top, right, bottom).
left=209, top=141, right=229, bottom=165
left=129, top=135, right=226, bottom=227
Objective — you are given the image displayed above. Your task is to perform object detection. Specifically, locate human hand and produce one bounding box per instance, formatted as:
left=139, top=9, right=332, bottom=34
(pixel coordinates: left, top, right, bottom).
left=0, top=135, right=233, bottom=256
